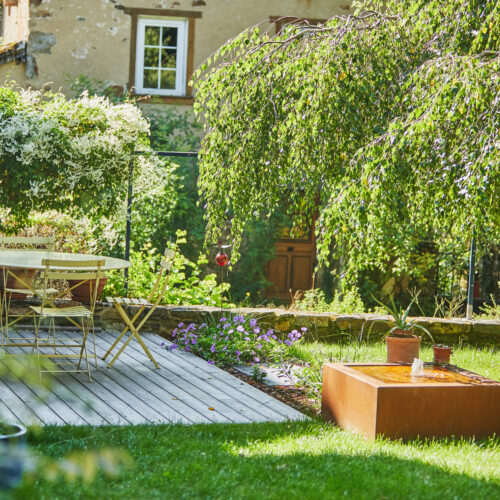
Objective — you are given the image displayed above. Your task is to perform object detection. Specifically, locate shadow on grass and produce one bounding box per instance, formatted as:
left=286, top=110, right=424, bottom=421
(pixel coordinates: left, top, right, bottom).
left=13, top=421, right=500, bottom=500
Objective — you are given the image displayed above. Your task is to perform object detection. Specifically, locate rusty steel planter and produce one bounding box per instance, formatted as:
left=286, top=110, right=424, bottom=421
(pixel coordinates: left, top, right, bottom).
left=321, top=362, right=500, bottom=441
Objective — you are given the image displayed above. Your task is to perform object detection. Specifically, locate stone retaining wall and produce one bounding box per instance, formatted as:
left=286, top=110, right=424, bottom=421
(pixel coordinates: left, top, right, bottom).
left=9, top=301, right=500, bottom=345
left=91, top=303, right=500, bottom=345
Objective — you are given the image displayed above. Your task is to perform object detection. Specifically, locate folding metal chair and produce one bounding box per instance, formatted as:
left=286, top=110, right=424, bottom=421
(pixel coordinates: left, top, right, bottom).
left=0, top=234, right=57, bottom=349
left=103, top=248, right=175, bottom=369
left=29, top=259, right=104, bottom=381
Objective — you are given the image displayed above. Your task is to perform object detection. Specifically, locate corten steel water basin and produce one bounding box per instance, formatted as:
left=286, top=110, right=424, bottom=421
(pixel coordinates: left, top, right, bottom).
left=321, top=363, right=500, bottom=440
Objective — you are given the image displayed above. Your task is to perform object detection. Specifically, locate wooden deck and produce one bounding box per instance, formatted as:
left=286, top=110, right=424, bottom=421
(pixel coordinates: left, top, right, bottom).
left=0, top=329, right=307, bottom=426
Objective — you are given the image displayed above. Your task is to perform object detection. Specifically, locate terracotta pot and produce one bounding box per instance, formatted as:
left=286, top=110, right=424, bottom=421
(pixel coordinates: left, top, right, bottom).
left=433, top=345, right=453, bottom=364
left=68, top=276, right=107, bottom=303
left=386, top=333, right=422, bottom=363
left=0, top=267, right=37, bottom=299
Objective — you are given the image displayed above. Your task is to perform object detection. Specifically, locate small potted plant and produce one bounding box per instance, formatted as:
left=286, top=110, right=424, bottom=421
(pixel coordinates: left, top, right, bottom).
left=432, top=344, right=453, bottom=364
left=370, top=294, right=434, bottom=363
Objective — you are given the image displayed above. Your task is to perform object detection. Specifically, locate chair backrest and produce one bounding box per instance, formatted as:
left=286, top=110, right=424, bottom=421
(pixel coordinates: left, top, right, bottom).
left=135, top=248, right=176, bottom=332
left=0, top=234, right=55, bottom=251
left=41, top=259, right=105, bottom=313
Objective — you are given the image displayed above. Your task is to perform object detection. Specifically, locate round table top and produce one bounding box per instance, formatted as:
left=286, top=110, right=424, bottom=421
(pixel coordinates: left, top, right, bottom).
left=0, top=250, right=130, bottom=270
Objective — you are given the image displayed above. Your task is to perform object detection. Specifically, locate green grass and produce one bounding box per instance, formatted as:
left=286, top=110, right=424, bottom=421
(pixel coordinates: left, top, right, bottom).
left=13, top=421, right=500, bottom=500
left=289, top=342, right=500, bottom=381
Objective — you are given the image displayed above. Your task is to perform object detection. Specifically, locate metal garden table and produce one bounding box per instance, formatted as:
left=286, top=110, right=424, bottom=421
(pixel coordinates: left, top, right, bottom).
left=0, top=250, right=129, bottom=348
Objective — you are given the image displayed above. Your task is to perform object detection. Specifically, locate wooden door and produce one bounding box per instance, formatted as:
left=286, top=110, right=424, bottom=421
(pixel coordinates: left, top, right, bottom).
left=266, top=224, right=315, bottom=300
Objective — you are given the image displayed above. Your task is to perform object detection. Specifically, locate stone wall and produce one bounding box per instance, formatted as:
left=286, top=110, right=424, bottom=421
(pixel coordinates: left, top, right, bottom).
left=91, top=303, right=500, bottom=346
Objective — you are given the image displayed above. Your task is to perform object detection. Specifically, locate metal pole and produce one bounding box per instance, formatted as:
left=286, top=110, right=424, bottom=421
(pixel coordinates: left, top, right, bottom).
left=124, top=156, right=134, bottom=296
left=466, top=232, right=476, bottom=320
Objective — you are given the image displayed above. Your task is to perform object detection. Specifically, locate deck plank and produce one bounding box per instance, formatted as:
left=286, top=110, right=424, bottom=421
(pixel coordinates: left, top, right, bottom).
left=95, top=332, right=263, bottom=423
left=0, top=328, right=307, bottom=426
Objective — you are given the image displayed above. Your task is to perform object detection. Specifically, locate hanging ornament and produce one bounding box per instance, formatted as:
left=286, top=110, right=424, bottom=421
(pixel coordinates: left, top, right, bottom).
left=215, top=251, right=229, bottom=266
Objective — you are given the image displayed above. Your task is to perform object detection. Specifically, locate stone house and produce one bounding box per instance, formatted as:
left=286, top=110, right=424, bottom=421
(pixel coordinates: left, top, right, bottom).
left=1, top=0, right=353, bottom=102
left=0, top=0, right=353, bottom=300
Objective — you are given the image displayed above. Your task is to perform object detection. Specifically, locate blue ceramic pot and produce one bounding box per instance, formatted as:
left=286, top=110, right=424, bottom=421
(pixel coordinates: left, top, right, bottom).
left=0, top=423, right=27, bottom=490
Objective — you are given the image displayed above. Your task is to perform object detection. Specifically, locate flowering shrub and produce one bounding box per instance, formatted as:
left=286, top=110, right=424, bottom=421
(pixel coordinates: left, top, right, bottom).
left=0, top=86, right=153, bottom=222
left=167, top=314, right=306, bottom=366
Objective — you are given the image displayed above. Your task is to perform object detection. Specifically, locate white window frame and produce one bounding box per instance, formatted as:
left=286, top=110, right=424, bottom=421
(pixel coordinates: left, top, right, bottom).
left=135, top=17, right=188, bottom=97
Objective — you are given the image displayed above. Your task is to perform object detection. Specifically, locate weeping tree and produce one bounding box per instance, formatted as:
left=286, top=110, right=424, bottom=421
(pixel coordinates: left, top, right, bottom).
left=194, top=0, right=499, bottom=289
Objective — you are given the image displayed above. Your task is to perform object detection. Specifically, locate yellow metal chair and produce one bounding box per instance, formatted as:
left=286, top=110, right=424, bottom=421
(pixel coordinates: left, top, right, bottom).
left=103, top=248, right=175, bottom=369
left=0, top=234, right=58, bottom=348
left=29, top=259, right=104, bottom=381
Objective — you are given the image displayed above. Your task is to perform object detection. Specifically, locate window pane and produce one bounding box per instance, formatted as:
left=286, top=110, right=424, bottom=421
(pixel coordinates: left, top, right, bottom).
left=162, top=27, right=178, bottom=47
left=143, top=69, right=159, bottom=89
left=144, top=47, right=159, bottom=68
left=160, top=70, right=176, bottom=90
left=144, top=26, right=160, bottom=46
left=161, top=49, right=177, bottom=69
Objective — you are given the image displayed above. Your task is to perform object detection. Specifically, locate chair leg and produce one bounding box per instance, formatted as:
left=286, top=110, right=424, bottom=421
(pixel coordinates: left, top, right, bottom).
left=102, top=324, right=130, bottom=361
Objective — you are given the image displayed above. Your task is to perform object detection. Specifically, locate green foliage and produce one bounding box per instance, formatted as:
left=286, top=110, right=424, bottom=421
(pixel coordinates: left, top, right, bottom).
left=104, top=231, right=229, bottom=306
left=193, top=0, right=500, bottom=286
left=0, top=85, right=152, bottom=225
left=169, top=313, right=305, bottom=366
left=68, top=73, right=205, bottom=260
left=293, top=288, right=366, bottom=314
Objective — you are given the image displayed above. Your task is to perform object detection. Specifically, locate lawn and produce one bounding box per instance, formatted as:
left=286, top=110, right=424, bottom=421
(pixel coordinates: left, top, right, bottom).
left=10, top=342, right=500, bottom=499
left=14, top=421, right=500, bottom=500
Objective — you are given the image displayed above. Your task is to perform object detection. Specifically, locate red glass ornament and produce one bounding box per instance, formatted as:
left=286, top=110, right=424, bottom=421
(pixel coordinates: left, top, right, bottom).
left=215, top=252, right=229, bottom=266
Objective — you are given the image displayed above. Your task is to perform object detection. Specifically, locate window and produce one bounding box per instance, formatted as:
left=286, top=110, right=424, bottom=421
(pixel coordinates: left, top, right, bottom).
left=135, top=18, right=188, bottom=96
left=124, top=7, right=200, bottom=101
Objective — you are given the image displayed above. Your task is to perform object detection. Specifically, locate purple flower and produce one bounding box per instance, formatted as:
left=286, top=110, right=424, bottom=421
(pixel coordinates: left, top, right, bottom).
left=191, top=338, right=197, bottom=345
left=249, top=318, right=257, bottom=327
left=200, top=323, right=207, bottom=328
left=254, top=327, right=261, bottom=334
left=207, top=360, right=215, bottom=365
left=160, top=341, right=165, bottom=347
left=222, top=346, right=227, bottom=351
left=185, top=346, right=191, bottom=352
left=257, top=344, right=262, bottom=349
left=245, top=337, right=250, bottom=342
left=301, top=327, right=308, bottom=332
left=178, top=322, right=184, bottom=328
left=236, top=325, right=244, bottom=332
left=254, top=357, right=260, bottom=363
left=228, top=329, right=234, bottom=334
left=172, top=328, right=178, bottom=337
left=167, top=343, right=178, bottom=351
left=210, top=344, right=216, bottom=353
left=235, top=350, right=241, bottom=356
left=285, top=340, right=292, bottom=346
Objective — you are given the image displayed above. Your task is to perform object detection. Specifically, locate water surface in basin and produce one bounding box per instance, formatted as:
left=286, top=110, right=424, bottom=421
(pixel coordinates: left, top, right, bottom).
left=351, top=364, right=486, bottom=385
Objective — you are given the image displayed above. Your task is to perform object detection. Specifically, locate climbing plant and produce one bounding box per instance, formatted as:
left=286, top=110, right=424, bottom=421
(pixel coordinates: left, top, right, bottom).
left=193, top=0, right=500, bottom=285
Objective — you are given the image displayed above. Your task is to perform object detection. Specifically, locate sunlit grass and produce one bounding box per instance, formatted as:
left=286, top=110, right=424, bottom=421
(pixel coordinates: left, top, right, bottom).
left=15, top=422, right=500, bottom=500
left=289, top=341, right=500, bottom=381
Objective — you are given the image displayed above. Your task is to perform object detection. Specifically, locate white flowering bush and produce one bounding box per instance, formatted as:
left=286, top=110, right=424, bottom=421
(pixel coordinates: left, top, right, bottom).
left=0, top=86, right=153, bottom=220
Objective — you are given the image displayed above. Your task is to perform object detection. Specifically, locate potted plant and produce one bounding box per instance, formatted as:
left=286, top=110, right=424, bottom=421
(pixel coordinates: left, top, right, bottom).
left=0, top=422, right=27, bottom=490
left=432, top=344, right=453, bottom=364
left=370, top=294, right=434, bottom=363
